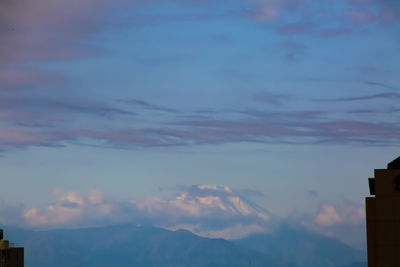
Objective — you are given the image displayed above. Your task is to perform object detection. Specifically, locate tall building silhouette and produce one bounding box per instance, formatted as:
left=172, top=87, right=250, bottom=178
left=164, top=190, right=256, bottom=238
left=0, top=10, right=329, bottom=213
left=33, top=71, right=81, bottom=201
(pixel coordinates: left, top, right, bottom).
left=366, top=156, right=400, bottom=267
left=0, top=229, right=24, bottom=267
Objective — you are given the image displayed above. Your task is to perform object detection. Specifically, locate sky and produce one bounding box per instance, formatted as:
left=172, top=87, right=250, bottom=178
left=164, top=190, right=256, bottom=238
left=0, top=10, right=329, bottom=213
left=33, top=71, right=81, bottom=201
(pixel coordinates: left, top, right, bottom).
left=0, top=0, right=399, bottom=250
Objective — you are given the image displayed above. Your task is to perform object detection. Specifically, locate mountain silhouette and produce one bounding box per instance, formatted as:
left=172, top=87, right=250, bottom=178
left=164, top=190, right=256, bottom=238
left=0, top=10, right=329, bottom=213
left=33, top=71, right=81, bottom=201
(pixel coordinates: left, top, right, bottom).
left=3, top=224, right=365, bottom=267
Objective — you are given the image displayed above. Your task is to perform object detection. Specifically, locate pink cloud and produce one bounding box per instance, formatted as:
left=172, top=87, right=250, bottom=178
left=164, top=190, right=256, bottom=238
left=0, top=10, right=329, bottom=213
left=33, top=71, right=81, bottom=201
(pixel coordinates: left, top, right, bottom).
left=347, top=0, right=399, bottom=24
left=252, top=5, right=280, bottom=21
left=0, top=115, right=398, bottom=152
left=247, top=0, right=280, bottom=21
left=249, top=0, right=310, bottom=21
left=277, top=23, right=351, bottom=37
left=0, top=128, right=74, bottom=148
left=0, top=67, right=64, bottom=89
left=247, top=0, right=398, bottom=38
left=253, top=91, right=286, bottom=104
left=281, top=40, right=307, bottom=60
left=0, top=0, right=121, bottom=91
left=277, top=23, right=314, bottom=35
left=314, top=121, right=399, bottom=139
left=0, top=0, right=111, bottom=64
left=348, top=8, right=377, bottom=24
left=379, top=7, right=398, bottom=22
left=0, top=110, right=31, bottom=121
left=317, top=27, right=351, bottom=37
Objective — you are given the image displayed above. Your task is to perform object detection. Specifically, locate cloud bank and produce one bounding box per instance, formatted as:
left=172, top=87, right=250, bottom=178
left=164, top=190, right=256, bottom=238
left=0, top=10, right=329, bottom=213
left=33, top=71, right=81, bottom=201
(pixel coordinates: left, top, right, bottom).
left=1, top=95, right=399, bottom=152
left=0, top=0, right=398, bottom=153
left=1, top=185, right=367, bottom=248
left=18, top=185, right=270, bottom=240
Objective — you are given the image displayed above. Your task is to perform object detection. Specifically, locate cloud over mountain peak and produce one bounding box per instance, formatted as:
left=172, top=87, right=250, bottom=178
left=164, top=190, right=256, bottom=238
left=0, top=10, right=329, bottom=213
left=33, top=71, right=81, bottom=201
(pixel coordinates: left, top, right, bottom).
left=19, top=185, right=270, bottom=239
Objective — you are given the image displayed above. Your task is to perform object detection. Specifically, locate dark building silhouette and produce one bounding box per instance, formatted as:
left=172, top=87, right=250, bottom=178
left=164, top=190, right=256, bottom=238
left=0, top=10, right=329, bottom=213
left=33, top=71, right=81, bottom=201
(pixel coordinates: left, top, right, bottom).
left=366, top=156, right=400, bottom=267
left=0, top=229, right=24, bottom=267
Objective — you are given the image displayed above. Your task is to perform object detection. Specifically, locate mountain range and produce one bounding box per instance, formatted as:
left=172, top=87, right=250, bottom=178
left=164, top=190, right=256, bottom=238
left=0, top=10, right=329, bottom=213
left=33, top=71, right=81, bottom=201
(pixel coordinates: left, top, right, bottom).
left=3, top=224, right=366, bottom=267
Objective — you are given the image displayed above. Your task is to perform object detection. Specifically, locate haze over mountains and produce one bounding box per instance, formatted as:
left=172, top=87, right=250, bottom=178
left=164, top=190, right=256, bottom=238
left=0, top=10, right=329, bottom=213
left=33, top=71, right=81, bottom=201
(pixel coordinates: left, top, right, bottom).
left=2, top=184, right=366, bottom=250
left=1, top=184, right=368, bottom=266
left=3, top=224, right=365, bottom=267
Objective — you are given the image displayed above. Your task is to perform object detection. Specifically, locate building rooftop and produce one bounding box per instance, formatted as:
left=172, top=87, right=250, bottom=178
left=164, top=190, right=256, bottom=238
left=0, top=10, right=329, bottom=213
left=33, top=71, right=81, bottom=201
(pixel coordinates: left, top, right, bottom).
left=387, top=156, right=400, bottom=170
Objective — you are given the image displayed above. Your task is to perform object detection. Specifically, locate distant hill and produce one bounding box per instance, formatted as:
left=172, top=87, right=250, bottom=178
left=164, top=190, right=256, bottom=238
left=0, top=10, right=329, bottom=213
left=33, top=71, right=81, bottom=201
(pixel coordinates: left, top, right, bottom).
left=3, top=224, right=366, bottom=267
left=235, top=224, right=366, bottom=267
left=3, top=225, right=287, bottom=267
left=340, top=263, right=367, bottom=267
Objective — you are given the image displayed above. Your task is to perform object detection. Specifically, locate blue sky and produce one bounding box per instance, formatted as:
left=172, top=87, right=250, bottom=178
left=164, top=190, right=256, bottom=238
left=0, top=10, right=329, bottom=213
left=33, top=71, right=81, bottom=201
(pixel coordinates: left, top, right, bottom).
left=0, top=0, right=399, bottom=249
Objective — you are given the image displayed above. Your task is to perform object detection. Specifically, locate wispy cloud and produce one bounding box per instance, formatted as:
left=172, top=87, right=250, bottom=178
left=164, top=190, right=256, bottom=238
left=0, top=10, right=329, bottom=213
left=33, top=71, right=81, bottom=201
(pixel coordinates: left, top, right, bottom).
left=362, top=80, right=399, bottom=91
left=0, top=67, right=64, bottom=90
left=1, top=95, right=399, bottom=152
left=348, top=0, right=398, bottom=24
left=0, top=0, right=127, bottom=91
left=0, top=0, right=231, bottom=67
left=1, top=0, right=396, bottom=73
left=281, top=40, right=307, bottom=61
left=276, top=23, right=351, bottom=38
left=121, top=98, right=180, bottom=113
left=0, top=0, right=113, bottom=65
left=349, top=107, right=400, bottom=114
left=246, top=0, right=398, bottom=38
left=0, top=0, right=398, bottom=152
left=0, top=128, right=69, bottom=148
left=0, top=96, right=134, bottom=126
left=317, top=92, right=400, bottom=102
left=253, top=92, right=288, bottom=105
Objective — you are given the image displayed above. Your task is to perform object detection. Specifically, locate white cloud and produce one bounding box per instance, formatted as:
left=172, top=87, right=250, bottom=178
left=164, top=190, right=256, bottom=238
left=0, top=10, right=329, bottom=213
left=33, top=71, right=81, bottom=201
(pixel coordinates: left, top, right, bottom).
left=166, top=223, right=265, bottom=240
left=314, top=203, right=365, bottom=228
left=24, top=189, right=123, bottom=227
left=294, top=202, right=366, bottom=250
left=21, top=185, right=271, bottom=239
left=315, top=204, right=342, bottom=226
left=6, top=186, right=367, bottom=248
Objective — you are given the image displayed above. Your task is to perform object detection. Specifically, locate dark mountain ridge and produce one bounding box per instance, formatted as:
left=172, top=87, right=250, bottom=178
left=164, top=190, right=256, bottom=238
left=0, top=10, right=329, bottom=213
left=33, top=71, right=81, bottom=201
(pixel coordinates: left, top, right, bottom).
left=2, top=224, right=365, bottom=267
left=236, top=224, right=366, bottom=267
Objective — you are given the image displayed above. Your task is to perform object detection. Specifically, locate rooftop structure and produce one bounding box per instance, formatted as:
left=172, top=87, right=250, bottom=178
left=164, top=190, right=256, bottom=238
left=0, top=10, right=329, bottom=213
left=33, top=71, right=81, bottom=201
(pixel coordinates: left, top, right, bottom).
left=366, top=156, right=400, bottom=267
left=0, top=229, right=24, bottom=267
